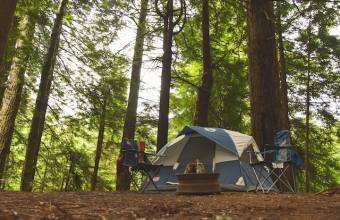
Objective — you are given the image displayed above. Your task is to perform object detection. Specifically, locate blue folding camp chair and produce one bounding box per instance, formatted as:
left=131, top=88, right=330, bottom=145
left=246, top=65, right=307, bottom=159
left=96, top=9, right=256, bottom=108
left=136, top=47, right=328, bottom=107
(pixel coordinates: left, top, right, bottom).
left=263, top=130, right=303, bottom=192
left=249, top=130, right=303, bottom=192
left=121, top=139, right=162, bottom=193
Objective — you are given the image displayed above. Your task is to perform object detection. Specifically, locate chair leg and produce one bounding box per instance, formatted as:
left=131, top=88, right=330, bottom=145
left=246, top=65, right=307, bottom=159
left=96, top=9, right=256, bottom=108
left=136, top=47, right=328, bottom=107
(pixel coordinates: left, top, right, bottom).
left=292, top=167, right=296, bottom=192
left=267, top=169, right=283, bottom=192
left=269, top=166, right=294, bottom=192
left=139, top=173, right=152, bottom=193
left=141, top=171, right=160, bottom=193
left=139, top=172, right=151, bottom=193
left=253, top=165, right=278, bottom=193
left=277, top=167, right=295, bottom=192
left=252, top=166, right=264, bottom=192
left=127, top=171, right=140, bottom=191
left=140, top=166, right=162, bottom=193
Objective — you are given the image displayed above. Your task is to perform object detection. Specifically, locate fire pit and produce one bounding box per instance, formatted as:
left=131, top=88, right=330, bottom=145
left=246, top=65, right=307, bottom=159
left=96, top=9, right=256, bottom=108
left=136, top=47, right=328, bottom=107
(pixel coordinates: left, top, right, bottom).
left=176, top=173, right=221, bottom=195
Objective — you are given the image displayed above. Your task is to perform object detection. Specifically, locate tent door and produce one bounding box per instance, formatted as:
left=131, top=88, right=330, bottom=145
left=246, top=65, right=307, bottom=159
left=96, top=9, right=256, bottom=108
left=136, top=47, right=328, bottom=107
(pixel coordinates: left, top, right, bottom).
left=176, top=137, right=215, bottom=173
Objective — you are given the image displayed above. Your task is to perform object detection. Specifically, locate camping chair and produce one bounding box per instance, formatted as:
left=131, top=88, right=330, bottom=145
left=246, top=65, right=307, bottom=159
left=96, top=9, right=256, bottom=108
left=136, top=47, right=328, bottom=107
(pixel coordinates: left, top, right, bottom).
left=262, top=145, right=295, bottom=192
left=121, top=139, right=162, bottom=193
left=247, top=149, right=274, bottom=192
left=250, top=130, right=303, bottom=192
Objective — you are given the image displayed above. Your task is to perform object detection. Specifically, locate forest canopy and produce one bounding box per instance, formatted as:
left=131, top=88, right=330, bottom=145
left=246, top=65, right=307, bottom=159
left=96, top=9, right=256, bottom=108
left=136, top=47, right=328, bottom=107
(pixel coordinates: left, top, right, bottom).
left=0, top=0, right=339, bottom=193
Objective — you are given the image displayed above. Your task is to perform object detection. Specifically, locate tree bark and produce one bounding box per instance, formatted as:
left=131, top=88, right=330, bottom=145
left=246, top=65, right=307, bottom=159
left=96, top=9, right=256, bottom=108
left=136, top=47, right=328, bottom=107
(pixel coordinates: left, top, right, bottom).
left=194, top=0, right=213, bottom=127
left=0, top=0, right=17, bottom=84
left=0, top=140, right=10, bottom=185
left=276, top=4, right=289, bottom=130
left=157, top=0, right=174, bottom=151
left=21, top=0, right=68, bottom=192
left=0, top=17, right=20, bottom=185
left=91, top=98, right=106, bottom=191
left=0, top=16, right=35, bottom=155
left=0, top=16, right=19, bottom=103
left=246, top=0, right=281, bottom=149
left=122, top=0, right=148, bottom=140
left=116, top=0, right=148, bottom=191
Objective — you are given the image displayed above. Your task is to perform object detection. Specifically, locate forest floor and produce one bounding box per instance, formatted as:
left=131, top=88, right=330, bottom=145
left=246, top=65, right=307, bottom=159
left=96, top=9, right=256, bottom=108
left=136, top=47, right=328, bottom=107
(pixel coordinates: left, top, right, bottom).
left=0, top=191, right=340, bottom=220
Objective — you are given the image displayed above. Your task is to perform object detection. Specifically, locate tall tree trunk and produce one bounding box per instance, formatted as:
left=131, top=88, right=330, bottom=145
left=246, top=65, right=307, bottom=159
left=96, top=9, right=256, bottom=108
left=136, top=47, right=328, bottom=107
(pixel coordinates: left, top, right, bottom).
left=246, top=0, right=281, bottom=149
left=305, top=66, right=310, bottom=193
left=194, top=0, right=213, bottom=127
left=0, top=16, right=35, bottom=155
left=305, top=24, right=312, bottom=193
left=0, top=16, right=19, bottom=103
left=116, top=0, right=148, bottom=191
left=0, top=0, right=17, bottom=83
left=276, top=4, right=289, bottom=130
left=91, top=98, right=107, bottom=191
left=21, top=0, right=68, bottom=192
left=0, top=17, right=20, bottom=184
left=275, top=3, right=296, bottom=192
left=122, top=0, right=148, bottom=140
left=157, top=0, right=174, bottom=151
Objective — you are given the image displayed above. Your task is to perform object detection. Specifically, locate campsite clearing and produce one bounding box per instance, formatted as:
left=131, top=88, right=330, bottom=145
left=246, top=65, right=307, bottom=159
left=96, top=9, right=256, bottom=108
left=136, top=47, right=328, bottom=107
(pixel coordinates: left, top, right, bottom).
left=0, top=191, right=339, bottom=219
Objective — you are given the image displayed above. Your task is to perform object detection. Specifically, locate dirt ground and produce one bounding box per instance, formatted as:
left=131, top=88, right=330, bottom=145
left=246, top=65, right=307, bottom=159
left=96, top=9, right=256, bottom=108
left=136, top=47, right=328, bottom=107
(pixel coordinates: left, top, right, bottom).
left=0, top=191, right=339, bottom=220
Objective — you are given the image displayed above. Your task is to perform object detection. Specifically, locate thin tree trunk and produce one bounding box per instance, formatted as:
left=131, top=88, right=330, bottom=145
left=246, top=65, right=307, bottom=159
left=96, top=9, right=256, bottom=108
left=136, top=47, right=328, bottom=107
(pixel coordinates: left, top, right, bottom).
left=40, top=165, right=48, bottom=192
left=305, top=24, right=312, bottom=193
left=116, top=0, right=148, bottom=191
left=0, top=16, right=35, bottom=155
left=122, top=0, right=148, bottom=140
left=157, top=0, right=174, bottom=151
left=0, top=16, right=19, bottom=103
left=194, top=0, right=213, bottom=127
left=305, top=58, right=310, bottom=193
left=60, top=173, right=65, bottom=191
left=91, top=98, right=107, bottom=191
left=21, top=0, right=68, bottom=192
left=275, top=3, right=295, bottom=192
left=246, top=0, right=281, bottom=149
left=276, top=4, right=289, bottom=130
left=0, top=0, right=17, bottom=82
left=64, top=159, right=74, bottom=191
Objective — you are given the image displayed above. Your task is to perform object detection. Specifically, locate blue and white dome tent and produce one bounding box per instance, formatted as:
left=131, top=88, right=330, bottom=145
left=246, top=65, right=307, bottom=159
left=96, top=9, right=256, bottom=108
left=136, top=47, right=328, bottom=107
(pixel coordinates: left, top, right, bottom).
left=148, top=126, right=276, bottom=191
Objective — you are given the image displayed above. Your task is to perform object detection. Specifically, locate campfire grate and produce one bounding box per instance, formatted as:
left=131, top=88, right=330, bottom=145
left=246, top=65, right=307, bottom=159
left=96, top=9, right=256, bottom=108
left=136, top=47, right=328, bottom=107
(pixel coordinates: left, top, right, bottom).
left=176, top=173, right=221, bottom=195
